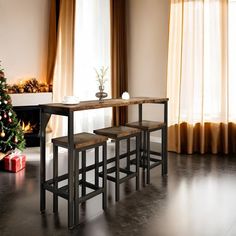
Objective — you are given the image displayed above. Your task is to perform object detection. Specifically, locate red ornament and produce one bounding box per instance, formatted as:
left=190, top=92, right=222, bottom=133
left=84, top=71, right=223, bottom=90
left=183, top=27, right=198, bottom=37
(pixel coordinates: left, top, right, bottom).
left=9, top=118, right=12, bottom=123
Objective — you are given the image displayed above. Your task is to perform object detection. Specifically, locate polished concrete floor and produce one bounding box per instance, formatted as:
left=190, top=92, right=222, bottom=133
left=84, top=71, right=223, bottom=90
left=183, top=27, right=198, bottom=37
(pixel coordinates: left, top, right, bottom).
left=1, top=144, right=236, bottom=236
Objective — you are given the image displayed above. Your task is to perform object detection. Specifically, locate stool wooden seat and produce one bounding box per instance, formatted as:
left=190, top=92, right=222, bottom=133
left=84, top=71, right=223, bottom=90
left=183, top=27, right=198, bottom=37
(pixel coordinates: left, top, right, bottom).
left=126, top=120, right=165, bottom=131
left=94, top=126, right=140, bottom=202
left=49, top=132, right=108, bottom=227
left=94, top=126, right=141, bottom=139
left=126, top=120, right=166, bottom=184
left=52, top=132, right=108, bottom=149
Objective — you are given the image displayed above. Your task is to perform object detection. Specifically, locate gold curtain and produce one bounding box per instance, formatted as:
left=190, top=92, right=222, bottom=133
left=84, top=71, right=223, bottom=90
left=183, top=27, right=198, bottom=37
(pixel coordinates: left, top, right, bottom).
left=51, top=0, right=75, bottom=138
left=110, top=0, right=128, bottom=126
left=46, top=0, right=60, bottom=85
left=167, top=0, right=236, bottom=154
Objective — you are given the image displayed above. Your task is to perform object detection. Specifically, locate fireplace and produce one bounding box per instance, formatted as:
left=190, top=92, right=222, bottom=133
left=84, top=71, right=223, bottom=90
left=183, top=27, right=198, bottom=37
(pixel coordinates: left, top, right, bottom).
left=13, top=106, right=40, bottom=147
left=10, top=92, right=53, bottom=147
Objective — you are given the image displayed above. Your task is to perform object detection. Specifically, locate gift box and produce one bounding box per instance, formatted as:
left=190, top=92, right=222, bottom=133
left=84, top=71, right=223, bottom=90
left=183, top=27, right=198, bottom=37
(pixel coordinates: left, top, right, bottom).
left=0, top=152, right=9, bottom=170
left=4, top=153, right=26, bottom=173
left=0, top=159, right=4, bottom=170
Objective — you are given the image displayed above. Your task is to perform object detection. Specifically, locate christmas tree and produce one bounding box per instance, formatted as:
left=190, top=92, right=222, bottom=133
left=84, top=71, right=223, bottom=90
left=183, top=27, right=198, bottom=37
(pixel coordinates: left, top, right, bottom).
left=0, top=62, right=25, bottom=154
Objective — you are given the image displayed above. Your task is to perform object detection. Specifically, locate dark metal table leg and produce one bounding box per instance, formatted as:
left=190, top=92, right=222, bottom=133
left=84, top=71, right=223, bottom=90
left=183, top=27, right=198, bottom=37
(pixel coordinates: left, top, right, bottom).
left=68, top=111, right=74, bottom=229
left=53, top=144, right=58, bottom=213
left=102, top=142, right=107, bottom=210
left=138, top=104, right=142, bottom=122
left=40, top=110, right=50, bottom=213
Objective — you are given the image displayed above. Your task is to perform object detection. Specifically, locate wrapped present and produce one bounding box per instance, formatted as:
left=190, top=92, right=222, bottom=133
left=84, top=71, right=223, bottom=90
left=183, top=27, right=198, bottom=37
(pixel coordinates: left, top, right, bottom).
left=4, top=153, right=26, bottom=173
left=0, top=152, right=10, bottom=170
left=0, top=159, right=4, bottom=170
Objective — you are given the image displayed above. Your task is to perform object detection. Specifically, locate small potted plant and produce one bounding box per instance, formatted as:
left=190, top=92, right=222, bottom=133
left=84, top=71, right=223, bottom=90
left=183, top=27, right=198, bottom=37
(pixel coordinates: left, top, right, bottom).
left=95, top=66, right=108, bottom=101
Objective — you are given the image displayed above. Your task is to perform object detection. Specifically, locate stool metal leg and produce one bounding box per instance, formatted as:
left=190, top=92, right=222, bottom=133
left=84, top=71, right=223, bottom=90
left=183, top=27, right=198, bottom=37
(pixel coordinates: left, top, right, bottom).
left=163, top=101, right=168, bottom=175
left=102, top=142, right=107, bottom=210
left=163, top=127, right=168, bottom=176
left=143, top=131, right=147, bottom=184
left=127, top=138, right=130, bottom=171
left=95, top=147, right=99, bottom=188
left=115, top=140, right=120, bottom=202
left=136, top=134, right=140, bottom=191
left=146, top=132, right=151, bottom=184
left=74, top=151, right=79, bottom=226
left=53, top=145, right=58, bottom=213
left=82, top=151, right=86, bottom=197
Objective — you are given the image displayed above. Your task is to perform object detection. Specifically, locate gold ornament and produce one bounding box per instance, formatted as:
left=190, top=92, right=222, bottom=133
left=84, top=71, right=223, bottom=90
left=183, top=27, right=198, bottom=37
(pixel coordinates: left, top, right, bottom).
left=1, top=131, right=5, bottom=137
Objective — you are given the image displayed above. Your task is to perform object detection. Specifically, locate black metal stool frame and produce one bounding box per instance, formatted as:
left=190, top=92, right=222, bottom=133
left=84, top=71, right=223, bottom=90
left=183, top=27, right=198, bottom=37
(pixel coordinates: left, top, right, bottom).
left=100, top=133, right=140, bottom=202
left=74, top=141, right=107, bottom=226
left=141, top=127, right=165, bottom=184
left=49, top=141, right=107, bottom=227
left=128, top=103, right=168, bottom=185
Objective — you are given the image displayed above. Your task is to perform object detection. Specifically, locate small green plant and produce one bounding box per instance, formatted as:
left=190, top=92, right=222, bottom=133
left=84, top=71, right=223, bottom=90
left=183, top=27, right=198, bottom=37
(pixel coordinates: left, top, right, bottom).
left=95, top=66, right=108, bottom=87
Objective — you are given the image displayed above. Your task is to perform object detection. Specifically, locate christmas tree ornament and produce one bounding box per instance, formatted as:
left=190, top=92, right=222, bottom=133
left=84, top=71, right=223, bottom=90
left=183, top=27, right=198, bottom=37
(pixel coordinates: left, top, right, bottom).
left=4, top=113, right=7, bottom=118
left=4, top=100, right=7, bottom=104
left=8, top=111, right=12, bottom=116
left=1, top=130, right=5, bottom=137
left=9, top=118, right=12, bottom=123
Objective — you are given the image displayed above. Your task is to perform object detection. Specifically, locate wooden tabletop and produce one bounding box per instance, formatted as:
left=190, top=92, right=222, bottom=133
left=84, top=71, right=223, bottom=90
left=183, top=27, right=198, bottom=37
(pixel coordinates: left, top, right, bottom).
left=40, top=97, right=169, bottom=115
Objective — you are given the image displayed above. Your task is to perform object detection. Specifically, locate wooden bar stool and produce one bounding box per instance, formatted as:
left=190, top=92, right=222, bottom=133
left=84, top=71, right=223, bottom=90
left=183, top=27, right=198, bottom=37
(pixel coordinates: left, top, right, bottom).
left=126, top=120, right=166, bottom=184
left=47, top=132, right=108, bottom=227
left=94, top=126, right=141, bottom=202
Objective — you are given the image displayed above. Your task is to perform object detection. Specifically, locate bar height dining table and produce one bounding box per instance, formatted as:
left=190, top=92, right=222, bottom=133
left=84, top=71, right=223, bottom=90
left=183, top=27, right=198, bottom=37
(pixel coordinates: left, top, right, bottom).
left=39, top=97, right=169, bottom=228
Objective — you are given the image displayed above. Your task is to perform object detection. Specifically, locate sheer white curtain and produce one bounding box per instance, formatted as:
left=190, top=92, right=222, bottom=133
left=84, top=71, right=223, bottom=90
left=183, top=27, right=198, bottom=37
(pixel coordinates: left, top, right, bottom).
left=73, top=0, right=112, bottom=133
left=167, top=0, right=236, bottom=154
left=229, top=0, right=236, bottom=121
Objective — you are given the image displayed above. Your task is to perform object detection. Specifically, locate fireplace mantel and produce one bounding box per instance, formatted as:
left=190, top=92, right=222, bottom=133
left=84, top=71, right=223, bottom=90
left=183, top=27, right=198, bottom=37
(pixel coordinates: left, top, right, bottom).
left=11, top=92, right=53, bottom=107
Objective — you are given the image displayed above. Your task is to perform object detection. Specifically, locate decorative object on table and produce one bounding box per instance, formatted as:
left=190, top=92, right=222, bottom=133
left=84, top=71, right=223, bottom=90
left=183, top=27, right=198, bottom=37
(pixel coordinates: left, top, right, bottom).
left=62, top=96, right=80, bottom=105
left=4, top=152, right=26, bottom=172
left=95, top=66, right=108, bottom=101
left=0, top=62, right=25, bottom=158
left=122, top=91, right=130, bottom=100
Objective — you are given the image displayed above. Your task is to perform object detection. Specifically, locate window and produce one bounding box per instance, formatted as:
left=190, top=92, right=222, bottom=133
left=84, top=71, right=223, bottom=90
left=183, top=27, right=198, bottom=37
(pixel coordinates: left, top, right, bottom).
left=73, top=0, right=112, bottom=132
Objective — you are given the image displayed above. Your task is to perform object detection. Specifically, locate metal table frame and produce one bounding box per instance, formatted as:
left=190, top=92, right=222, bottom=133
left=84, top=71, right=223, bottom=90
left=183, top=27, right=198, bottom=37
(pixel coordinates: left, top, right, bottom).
left=39, top=97, right=168, bottom=228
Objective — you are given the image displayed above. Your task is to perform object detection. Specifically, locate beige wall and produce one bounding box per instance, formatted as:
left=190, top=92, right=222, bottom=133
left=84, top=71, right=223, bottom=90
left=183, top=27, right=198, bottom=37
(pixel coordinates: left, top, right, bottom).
left=0, top=0, right=50, bottom=83
left=126, top=0, right=170, bottom=134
